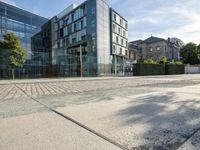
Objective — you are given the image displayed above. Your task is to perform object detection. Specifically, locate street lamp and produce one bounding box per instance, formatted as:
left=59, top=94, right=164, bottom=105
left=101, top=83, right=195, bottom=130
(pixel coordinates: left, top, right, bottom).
left=80, top=45, right=83, bottom=78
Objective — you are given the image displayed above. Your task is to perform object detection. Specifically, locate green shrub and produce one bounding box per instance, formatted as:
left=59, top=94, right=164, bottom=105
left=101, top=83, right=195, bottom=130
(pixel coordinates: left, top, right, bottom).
left=169, top=60, right=175, bottom=65
left=143, top=59, right=158, bottom=64
left=134, top=58, right=185, bottom=76
left=161, top=56, right=167, bottom=64
left=175, top=61, right=183, bottom=65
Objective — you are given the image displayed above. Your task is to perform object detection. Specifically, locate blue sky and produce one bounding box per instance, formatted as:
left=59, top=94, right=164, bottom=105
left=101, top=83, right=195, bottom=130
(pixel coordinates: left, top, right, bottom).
left=1, top=0, right=200, bottom=44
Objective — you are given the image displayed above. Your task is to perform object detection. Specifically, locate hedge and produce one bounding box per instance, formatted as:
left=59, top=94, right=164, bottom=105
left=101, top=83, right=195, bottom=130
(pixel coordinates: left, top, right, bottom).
left=165, top=64, right=185, bottom=75
left=134, top=64, right=185, bottom=76
left=134, top=64, right=165, bottom=76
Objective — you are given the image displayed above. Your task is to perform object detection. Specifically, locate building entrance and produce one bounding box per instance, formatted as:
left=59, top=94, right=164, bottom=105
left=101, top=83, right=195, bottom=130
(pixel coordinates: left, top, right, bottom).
left=67, top=46, right=87, bottom=77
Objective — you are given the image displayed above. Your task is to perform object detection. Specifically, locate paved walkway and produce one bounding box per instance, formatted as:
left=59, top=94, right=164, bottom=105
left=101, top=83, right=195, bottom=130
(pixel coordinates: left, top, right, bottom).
left=0, top=74, right=200, bottom=150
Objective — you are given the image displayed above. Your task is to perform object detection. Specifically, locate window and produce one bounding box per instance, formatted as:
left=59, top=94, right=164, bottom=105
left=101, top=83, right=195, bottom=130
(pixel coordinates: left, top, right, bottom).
left=72, top=37, right=76, bottom=43
left=81, top=29, right=86, bottom=40
left=120, top=48, right=122, bottom=54
left=123, top=30, right=126, bottom=37
left=66, top=17, right=69, bottom=25
left=77, top=22, right=81, bottom=30
left=81, top=5, right=85, bottom=16
left=114, top=14, right=116, bottom=21
left=113, top=24, right=116, bottom=32
left=113, top=45, right=116, bottom=53
left=59, top=20, right=63, bottom=28
left=57, top=42, right=60, bottom=48
left=55, top=23, right=58, bottom=31
left=116, top=36, right=119, bottom=43
left=121, top=39, right=124, bottom=45
left=65, top=37, right=69, bottom=45
left=125, top=23, right=128, bottom=29
left=118, top=27, right=121, bottom=34
left=157, top=46, right=161, bottom=51
left=125, top=50, right=128, bottom=56
left=74, top=23, right=77, bottom=31
left=71, top=14, right=74, bottom=21
left=64, top=27, right=68, bottom=36
left=60, top=29, right=63, bottom=37
left=120, top=19, right=123, bottom=26
left=150, top=47, right=153, bottom=52
left=81, top=35, right=86, bottom=40
left=81, top=20, right=84, bottom=28
left=60, top=39, right=63, bottom=47
left=55, top=32, right=58, bottom=40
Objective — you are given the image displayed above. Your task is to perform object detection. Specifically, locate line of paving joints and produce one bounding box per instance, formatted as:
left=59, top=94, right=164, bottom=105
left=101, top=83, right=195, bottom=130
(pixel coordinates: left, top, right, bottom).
left=176, top=127, right=200, bottom=150
left=0, top=77, right=132, bottom=85
left=1, top=76, right=194, bottom=86
left=15, top=84, right=128, bottom=150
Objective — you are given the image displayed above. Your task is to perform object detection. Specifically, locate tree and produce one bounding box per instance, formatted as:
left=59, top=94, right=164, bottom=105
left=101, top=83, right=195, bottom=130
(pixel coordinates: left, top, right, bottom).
left=198, top=44, right=200, bottom=60
left=0, top=33, right=27, bottom=79
left=180, top=42, right=200, bottom=65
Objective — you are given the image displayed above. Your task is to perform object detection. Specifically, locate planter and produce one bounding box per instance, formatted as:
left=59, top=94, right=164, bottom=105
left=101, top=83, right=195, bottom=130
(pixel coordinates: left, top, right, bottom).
left=134, top=64, right=165, bottom=76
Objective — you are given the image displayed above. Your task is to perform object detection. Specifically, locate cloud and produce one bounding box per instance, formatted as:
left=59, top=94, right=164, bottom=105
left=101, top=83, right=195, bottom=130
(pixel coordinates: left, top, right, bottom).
left=1, top=0, right=199, bottom=44
left=111, top=0, right=200, bottom=44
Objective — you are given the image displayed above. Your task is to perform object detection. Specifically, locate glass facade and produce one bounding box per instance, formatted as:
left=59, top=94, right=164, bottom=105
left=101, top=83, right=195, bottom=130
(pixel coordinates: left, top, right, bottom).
left=49, top=0, right=128, bottom=77
left=52, top=1, right=98, bottom=77
left=31, top=21, right=52, bottom=77
left=0, top=1, right=48, bottom=78
left=0, top=0, right=128, bottom=78
left=96, top=0, right=112, bottom=76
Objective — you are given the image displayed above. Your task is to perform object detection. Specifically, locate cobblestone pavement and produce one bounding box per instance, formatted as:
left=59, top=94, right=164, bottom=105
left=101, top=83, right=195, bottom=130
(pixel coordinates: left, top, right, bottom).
left=1, top=75, right=200, bottom=101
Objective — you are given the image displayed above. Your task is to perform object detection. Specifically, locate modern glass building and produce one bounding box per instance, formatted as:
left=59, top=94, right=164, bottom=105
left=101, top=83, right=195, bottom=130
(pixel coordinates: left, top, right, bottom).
left=0, top=0, right=128, bottom=78
left=48, top=0, right=128, bottom=77
left=0, top=1, right=48, bottom=78
left=31, top=20, right=53, bottom=77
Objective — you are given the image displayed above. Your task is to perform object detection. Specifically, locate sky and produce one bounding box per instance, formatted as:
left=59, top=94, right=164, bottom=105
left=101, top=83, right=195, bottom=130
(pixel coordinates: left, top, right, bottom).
left=1, top=0, right=200, bottom=44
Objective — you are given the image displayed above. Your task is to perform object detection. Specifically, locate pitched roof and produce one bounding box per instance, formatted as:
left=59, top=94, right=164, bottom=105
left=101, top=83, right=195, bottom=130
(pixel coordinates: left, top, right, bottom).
left=143, top=36, right=166, bottom=44
left=129, top=40, right=143, bottom=46
left=128, top=42, right=140, bottom=51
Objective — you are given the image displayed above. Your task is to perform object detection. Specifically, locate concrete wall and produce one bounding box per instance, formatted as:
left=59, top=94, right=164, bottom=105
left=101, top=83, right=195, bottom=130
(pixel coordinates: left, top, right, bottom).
left=185, top=65, right=200, bottom=74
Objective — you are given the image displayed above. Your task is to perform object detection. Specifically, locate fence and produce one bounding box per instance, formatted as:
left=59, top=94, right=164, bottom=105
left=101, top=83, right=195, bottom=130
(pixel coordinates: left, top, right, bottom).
left=185, top=65, right=200, bottom=74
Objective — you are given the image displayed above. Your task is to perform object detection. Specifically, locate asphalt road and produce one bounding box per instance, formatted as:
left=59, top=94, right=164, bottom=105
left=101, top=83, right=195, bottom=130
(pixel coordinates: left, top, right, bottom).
left=0, top=74, right=200, bottom=150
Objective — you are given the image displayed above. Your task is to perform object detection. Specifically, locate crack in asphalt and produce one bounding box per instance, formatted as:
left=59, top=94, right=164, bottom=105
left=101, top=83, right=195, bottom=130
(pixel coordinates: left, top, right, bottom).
left=15, top=84, right=127, bottom=150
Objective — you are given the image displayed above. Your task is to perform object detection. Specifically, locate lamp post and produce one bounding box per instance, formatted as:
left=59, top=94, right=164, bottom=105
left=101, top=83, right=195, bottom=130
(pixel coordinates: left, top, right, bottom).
left=80, top=45, right=83, bottom=78
left=115, top=55, right=117, bottom=76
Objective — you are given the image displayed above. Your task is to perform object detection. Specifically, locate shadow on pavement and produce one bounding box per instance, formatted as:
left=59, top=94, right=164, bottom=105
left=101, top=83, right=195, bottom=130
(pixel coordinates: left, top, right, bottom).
left=115, top=92, right=200, bottom=149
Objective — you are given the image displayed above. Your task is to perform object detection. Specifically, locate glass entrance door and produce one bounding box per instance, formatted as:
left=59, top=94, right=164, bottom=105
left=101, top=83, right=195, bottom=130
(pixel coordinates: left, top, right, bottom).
left=67, top=46, right=87, bottom=77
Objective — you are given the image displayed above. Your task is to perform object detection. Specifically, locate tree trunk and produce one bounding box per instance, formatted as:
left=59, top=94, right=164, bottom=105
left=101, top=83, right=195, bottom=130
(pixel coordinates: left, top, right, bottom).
left=11, top=68, right=15, bottom=80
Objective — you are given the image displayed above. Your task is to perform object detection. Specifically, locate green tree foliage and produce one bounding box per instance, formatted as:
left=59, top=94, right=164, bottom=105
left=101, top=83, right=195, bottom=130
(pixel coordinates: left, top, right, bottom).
left=180, top=42, right=200, bottom=65
left=0, top=33, right=27, bottom=79
left=198, top=44, right=200, bottom=60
